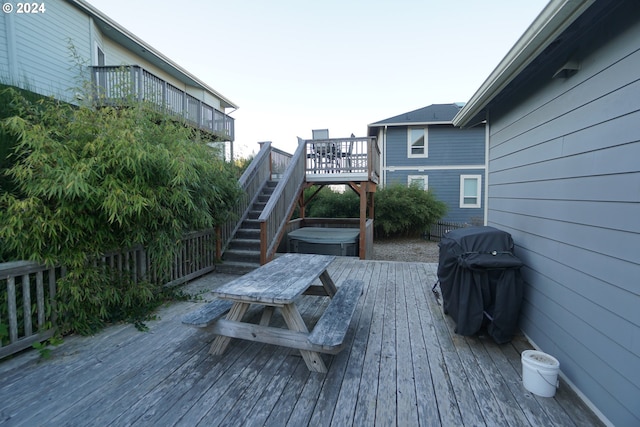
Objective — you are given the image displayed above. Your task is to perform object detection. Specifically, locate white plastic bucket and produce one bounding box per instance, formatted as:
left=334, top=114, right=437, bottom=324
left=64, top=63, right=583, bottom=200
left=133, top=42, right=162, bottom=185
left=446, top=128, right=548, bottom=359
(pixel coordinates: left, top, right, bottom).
left=521, top=350, right=560, bottom=397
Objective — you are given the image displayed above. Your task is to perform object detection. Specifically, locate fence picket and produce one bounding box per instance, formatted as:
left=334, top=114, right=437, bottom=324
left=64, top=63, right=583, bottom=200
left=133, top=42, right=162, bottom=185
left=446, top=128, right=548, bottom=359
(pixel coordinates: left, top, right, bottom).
left=1, top=229, right=217, bottom=359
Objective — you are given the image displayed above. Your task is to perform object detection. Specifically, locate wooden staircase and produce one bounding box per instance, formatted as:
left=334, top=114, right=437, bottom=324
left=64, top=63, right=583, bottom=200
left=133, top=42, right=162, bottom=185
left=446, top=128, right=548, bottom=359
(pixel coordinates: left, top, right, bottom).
left=216, top=181, right=278, bottom=273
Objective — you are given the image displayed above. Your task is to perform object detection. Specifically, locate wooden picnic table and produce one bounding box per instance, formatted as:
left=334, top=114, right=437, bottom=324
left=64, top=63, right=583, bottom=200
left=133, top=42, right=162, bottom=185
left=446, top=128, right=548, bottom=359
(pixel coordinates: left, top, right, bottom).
left=182, top=253, right=363, bottom=373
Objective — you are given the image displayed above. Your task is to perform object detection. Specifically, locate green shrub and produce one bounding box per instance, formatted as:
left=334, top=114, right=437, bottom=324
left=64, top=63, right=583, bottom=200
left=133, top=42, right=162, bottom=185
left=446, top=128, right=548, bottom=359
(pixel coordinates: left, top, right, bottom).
left=0, top=86, right=242, bottom=334
left=298, top=183, right=446, bottom=238
left=305, top=186, right=360, bottom=218
left=374, top=184, right=447, bottom=237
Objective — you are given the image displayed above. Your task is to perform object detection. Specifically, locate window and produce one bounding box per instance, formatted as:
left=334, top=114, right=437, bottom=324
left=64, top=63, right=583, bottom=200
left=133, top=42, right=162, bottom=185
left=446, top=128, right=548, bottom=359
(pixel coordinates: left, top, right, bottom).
left=95, top=44, right=105, bottom=66
left=460, top=175, right=481, bottom=208
left=408, top=175, right=428, bottom=190
left=408, top=127, right=428, bottom=158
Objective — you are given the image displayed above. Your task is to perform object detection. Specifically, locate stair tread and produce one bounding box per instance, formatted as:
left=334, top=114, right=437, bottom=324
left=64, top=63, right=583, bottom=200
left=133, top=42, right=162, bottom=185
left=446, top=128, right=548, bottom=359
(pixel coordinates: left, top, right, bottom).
left=224, top=248, right=260, bottom=254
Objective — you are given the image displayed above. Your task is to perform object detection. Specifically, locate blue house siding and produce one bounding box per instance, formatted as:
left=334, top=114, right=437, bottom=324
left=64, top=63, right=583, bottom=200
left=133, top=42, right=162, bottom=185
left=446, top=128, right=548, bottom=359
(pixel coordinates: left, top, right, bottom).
left=380, top=119, right=486, bottom=225
left=482, top=4, right=640, bottom=425
left=1, top=0, right=91, bottom=100
left=430, top=126, right=485, bottom=164
left=385, top=168, right=484, bottom=224
left=385, top=125, right=485, bottom=167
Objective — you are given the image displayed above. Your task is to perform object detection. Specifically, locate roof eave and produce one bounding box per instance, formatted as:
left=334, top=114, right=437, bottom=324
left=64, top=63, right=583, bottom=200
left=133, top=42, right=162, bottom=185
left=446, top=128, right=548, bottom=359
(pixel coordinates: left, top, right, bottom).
left=368, top=120, right=454, bottom=128
left=452, top=0, right=595, bottom=127
left=70, top=0, right=239, bottom=110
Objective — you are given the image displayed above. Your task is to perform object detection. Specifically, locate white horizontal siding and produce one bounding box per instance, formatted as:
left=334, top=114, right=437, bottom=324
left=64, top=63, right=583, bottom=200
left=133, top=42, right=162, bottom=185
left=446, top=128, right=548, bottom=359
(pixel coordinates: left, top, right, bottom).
left=101, top=37, right=221, bottom=108
left=487, top=11, right=640, bottom=427
left=12, top=0, right=90, bottom=100
left=0, top=15, right=8, bottom=77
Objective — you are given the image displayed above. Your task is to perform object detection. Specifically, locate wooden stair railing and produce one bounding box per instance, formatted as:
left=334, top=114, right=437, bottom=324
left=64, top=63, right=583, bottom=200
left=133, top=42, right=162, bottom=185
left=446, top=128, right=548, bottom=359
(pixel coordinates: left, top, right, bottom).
left=258, top=140, right=307, bottom=264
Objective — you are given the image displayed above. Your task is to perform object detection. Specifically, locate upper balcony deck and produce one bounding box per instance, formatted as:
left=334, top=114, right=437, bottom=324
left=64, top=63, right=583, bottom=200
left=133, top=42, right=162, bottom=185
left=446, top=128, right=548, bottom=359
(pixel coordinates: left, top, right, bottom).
left=91, top=65, right=234, bottom=141
left=303, top=136, right=379, bottom=185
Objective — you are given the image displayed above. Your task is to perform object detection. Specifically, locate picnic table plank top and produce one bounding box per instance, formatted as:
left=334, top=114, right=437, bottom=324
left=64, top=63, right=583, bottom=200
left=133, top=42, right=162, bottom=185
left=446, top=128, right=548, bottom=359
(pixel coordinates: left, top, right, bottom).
left=212, top=253, right=335, bottom=305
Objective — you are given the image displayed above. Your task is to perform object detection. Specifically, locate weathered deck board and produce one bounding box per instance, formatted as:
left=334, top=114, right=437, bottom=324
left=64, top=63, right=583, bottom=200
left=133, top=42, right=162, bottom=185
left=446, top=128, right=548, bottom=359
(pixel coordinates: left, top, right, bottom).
left=0, top=258, right=605, bottom=427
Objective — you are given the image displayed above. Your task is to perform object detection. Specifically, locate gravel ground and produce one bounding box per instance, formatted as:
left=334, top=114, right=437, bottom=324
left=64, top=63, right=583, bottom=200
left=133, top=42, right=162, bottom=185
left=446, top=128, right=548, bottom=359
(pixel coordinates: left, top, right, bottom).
left=371, top=237, right=440, bottom=263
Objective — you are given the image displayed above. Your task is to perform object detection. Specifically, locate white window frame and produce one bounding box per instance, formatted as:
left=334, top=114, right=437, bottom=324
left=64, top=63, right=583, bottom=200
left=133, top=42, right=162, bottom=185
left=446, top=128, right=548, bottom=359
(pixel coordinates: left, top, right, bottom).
left=407, top=175, right=428, bottom=190
left=94, top=42, right=105, bottom=66
left=460, top=175, right=482, bottom=208
left=407, top=127, right=428, bottom=158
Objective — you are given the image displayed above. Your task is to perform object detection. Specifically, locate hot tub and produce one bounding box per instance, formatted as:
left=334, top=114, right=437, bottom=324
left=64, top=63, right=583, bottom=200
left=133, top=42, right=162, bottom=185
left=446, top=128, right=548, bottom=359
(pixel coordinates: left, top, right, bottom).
left=288, top=227, right=360, bottom=257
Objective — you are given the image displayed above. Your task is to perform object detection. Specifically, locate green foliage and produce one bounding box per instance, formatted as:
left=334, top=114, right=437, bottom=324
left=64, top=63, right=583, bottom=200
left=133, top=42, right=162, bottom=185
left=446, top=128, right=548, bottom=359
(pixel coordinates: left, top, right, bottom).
left=0, top=322, right=7, bottom=344
left=0, top=86, right=242, bottom=334
left=374, top=184, right=447, bottom=237
left=0, top=84, right=46, bottom=200
left=32, top=335, right=63, bottom=359
left=304, top=186, right=360, bottom=218
left=298, top=184, right=446, bottom=238
left=233, top=155, right=254, bottom=176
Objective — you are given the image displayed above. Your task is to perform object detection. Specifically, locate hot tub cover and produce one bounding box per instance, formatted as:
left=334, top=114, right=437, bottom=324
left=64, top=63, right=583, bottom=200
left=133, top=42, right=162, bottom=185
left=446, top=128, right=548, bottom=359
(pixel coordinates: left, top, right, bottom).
left=288, top=227, right=360, bottom=244
left=437, top=226, right=524, bottom=344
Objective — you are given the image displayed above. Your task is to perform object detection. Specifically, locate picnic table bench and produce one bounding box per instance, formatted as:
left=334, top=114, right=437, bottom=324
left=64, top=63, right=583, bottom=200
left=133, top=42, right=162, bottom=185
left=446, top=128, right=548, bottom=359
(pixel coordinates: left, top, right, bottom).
left=182, top=253, right=364, bottom=373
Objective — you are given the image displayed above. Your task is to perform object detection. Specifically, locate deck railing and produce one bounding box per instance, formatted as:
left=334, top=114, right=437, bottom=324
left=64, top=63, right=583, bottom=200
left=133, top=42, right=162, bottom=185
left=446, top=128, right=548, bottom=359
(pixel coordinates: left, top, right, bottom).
left=0, top=229, right=216, bottom=359
left=305, top=137, right=379, bottom=182
left=259, top=140, right=307, bottom=264
left=217, top=142, right=275, bottom=256
left=0, top=262, right=60, bottom=359
left=91, top=65, right=234, bottom=141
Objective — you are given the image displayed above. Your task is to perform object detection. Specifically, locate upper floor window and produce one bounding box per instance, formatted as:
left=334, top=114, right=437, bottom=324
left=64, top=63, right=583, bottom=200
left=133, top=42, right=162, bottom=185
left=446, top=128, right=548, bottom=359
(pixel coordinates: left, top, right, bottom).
left=95, top=43, right=105, bottom=66
left=460, top=175, right=481, bottom=208
left=408, top=127, right=428, bottom=158
left=408, top=175, right=428, bottom=190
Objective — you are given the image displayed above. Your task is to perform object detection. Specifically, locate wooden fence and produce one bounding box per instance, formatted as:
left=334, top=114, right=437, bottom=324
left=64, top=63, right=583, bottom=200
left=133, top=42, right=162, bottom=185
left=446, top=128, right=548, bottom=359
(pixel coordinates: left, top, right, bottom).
left=0, top=229, right=216, bottom=360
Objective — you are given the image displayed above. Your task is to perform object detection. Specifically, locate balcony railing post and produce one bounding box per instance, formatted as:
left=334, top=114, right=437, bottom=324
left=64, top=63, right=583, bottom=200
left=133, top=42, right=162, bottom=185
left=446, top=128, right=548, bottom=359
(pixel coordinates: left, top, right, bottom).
left=182, top=92, right=188, bottom=120
left=162, top=81, right=167, bottom=112
left=138, top=67, right=144, bottom=102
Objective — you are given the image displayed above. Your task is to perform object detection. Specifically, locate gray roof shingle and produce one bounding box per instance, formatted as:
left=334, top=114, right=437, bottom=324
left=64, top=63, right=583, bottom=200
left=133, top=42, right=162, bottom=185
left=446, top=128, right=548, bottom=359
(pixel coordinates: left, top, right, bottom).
left=370, top=103, right=463, bottom=126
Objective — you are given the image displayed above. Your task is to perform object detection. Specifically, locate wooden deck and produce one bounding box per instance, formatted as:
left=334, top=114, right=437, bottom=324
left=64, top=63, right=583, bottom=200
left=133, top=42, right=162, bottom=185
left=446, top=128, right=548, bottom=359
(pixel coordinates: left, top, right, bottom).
left=0, top=259, right=603, bottom=426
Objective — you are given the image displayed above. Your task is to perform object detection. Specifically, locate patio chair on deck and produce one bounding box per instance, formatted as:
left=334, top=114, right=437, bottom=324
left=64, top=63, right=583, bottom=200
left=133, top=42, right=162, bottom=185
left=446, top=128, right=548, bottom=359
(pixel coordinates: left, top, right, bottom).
left=312, top=141, right=338, bottom=172
left=337, top=134, right=355, bottom=172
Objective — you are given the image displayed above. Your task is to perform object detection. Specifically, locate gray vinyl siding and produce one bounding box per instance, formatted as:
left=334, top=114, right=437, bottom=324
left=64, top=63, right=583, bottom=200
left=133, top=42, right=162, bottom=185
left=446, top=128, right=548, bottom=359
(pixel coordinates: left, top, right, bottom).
left=486, top=14, right=640, bottom=427
left=385, top=169, right=485, bottom=224
left=386, top=125, right=485, bottom=167
left=1, top=0, right=91, bottom=101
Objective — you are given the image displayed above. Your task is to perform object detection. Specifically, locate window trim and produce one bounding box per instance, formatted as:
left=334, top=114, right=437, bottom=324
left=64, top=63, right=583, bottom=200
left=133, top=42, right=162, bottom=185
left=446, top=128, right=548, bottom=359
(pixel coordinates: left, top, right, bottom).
left=407, top=127, right=428, bottom=158
left=94, top=42, right=105, bottom=66
left=407, top=174, right=428, bottom=191
left=460, top=174, right=482, bottom=208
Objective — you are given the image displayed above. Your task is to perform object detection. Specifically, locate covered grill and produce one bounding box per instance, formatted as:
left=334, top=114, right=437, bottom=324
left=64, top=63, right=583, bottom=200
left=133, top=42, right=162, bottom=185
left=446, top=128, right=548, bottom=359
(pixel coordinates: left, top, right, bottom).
left=436, top=226, right=524, bottom=344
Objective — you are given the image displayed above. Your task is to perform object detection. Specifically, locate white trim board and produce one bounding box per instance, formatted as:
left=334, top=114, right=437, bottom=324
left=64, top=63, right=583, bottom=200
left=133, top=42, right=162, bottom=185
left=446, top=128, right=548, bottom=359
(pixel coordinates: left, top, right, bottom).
left=385, top=165, right=485, bottom=172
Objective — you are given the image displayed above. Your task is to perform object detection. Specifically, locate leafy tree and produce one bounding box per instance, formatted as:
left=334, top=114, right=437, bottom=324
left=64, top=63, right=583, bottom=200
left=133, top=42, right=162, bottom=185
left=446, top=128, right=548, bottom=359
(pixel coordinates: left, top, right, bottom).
left=0, top=86, right=242, bottom=334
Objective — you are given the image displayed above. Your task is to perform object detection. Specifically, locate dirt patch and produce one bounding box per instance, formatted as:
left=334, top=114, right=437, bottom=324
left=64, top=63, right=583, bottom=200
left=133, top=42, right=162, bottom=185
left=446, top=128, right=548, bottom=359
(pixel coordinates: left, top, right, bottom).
left=372, top=237, right=440, bottom=263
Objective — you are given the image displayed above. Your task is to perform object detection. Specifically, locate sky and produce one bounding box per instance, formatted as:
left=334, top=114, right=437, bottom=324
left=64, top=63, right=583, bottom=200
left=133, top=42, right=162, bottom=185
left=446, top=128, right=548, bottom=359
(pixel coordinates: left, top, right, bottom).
left=86, top=0, right=549, bottom=158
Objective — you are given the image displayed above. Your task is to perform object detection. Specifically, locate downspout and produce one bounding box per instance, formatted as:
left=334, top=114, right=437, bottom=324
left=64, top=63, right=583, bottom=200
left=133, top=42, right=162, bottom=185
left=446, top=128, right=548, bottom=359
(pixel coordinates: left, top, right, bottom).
left=383, top=126, right=387, bottom=187
left=484, top=115, right=490, bottom=226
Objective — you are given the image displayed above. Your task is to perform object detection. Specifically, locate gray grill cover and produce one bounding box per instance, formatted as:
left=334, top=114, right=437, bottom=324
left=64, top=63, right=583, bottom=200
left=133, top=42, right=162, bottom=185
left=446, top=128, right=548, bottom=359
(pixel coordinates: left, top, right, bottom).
left=437, top=226, right=524, bottom=344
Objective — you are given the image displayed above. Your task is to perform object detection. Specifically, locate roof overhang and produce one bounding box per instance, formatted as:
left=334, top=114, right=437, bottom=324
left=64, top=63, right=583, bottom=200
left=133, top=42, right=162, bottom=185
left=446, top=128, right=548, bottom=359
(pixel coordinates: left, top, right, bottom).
left=71, top=0, right=238, bottom=110
left=453, top=0, right=595, bottom=128
left=368, top=120, right=453, bottom=128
